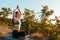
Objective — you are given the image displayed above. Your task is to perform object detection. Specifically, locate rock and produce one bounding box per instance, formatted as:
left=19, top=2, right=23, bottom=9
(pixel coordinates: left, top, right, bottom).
left=30, top=32, right=48, bottom=40
left=4, top=36, right=19, bottom=40
left=3, top=35, right=29, bottom=40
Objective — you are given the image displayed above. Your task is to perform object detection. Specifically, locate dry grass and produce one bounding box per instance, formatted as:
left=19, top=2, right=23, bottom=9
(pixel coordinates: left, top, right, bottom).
left=0, top=23, right=12, bottom=36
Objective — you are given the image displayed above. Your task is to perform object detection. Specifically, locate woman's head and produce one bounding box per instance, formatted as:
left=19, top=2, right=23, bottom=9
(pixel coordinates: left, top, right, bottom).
left=15, top=11, right=19, bottom=17
left=15, top=11, right=18, bottom=15
left=15, top=11, right=20, bottom=19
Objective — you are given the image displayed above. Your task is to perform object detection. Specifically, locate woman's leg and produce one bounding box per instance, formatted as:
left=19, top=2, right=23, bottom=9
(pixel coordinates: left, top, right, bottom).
left=12, top=30, right=18, bottom=38
left=12, top=26, right=19, bottom=38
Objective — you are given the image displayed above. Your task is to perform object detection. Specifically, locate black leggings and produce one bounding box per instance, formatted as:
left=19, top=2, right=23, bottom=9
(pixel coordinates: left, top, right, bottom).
left=12, top=30, right=28, bottom=38
left=12, top=30, right=19, bottom=38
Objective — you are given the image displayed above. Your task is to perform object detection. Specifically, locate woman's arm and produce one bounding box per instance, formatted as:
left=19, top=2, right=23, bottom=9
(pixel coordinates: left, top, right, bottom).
left=13, top=10, right=15, bottom=20
left=17, top=6, right=21, bottom=20
left=13, top=9, right=17, bottom=22
left=17, top=6, right=21, bottom=15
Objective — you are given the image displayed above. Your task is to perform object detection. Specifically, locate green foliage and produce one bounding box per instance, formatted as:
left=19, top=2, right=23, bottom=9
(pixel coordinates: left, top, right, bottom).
left=0, top=17, right=13, bottom=27
left=21, top=9, right=36, bottom=33
left=21, top=6, right=59, bottom=40
left=0, top=7, right=12, bottom=18
left=0, top=6, right=60, bottom=40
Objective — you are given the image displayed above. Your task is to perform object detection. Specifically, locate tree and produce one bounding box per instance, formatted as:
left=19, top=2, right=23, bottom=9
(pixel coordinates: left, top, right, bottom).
left=40, top=6, right=54, bottom=23
left=39, top=6, right=58, bottom=40
left=40, top=5, right=54, bottom=31
left=21, top=8, right=36, bottom=33
left=0, top=7, right=12, bottom=18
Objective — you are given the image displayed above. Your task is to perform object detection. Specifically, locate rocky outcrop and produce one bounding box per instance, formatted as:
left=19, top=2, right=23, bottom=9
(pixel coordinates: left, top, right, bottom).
left=30, top=32, right=48, bottom=40
left=0, top=23, right=12, bottom=36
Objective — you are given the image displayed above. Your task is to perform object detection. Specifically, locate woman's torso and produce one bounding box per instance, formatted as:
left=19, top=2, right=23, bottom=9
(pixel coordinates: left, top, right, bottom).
left=14, top=17, right=21, bottom=25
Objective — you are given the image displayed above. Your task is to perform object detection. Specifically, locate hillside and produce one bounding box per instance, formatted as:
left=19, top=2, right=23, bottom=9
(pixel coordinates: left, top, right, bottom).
left=0, top=17, right=12, bottom=36
left=0, top=23, right=12, bottom=36
left=0, top=17, right=13, bottom=27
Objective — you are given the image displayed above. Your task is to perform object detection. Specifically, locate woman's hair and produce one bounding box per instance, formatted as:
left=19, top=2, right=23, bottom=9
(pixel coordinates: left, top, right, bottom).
left=15, top=11, right=18, bottom=14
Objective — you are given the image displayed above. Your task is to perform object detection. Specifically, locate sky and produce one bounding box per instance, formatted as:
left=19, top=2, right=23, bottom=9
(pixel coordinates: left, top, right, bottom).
left=0, top=0, right=60, bottom=19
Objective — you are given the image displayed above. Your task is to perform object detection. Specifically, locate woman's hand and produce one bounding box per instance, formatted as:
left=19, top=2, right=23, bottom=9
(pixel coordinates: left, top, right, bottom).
left=17, top=5, right=19, bottom=9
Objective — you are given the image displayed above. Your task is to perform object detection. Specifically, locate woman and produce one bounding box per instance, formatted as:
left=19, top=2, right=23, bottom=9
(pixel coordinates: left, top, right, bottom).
left=12, top=6, right=21, bottom=38
left=13, top=6, right=21, bottom=32
left=12, top=6, right=28, bottom=39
